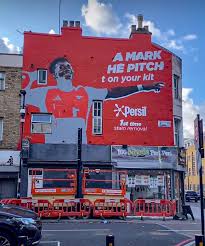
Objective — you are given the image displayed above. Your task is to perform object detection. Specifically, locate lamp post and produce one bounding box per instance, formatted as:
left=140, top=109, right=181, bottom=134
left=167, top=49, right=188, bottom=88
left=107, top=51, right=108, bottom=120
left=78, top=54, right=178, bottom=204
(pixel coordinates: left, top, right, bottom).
left=17, top=89, right=26, bottom=198
left=76, top=128, right=83, bottom=198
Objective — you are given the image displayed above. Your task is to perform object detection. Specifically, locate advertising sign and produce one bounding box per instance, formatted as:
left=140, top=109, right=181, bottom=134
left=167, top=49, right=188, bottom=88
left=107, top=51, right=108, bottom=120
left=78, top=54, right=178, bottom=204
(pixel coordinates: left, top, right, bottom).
left=22, top=28, right=173, bottom=145
left=112, top=146, right=177, bottom=163
left=127, top=175, right=163, bottom=187
left=0, top=151, right=20, bottom=166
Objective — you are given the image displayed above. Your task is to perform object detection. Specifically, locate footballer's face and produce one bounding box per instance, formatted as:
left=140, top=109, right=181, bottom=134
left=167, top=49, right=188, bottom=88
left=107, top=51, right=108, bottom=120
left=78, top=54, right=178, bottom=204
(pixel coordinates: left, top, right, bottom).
left=54, top=61, right=73, bottom=80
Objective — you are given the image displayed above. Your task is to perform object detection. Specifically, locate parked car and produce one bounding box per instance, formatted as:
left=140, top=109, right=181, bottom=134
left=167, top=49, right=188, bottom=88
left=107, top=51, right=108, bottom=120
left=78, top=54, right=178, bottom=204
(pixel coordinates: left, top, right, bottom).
left=197, top=192, right=201, bottom=200
left=185, top=190, right=199, bottom=202
left=196, top=192, right=205, bottom=200
left=0, top=203, right=42, bottom=246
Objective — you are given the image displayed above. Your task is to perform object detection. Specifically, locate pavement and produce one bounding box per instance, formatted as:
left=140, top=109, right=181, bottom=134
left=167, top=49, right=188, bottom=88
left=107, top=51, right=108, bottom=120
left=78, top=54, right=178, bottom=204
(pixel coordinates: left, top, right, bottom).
left=38, top=202, right=203, bottom=246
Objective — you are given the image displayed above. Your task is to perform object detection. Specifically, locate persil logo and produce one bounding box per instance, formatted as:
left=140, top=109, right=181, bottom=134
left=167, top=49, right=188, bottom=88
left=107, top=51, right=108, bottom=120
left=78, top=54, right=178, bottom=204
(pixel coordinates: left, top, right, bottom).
left=114, top=104, right=147, bottom=117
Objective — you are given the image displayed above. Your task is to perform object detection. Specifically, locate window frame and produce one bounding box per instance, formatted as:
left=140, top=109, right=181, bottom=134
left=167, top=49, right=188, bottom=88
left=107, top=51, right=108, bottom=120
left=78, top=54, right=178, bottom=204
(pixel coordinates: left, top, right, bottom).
left=174, top=118, right=180, bottom=146
left=0, top=118, right=3, bottom=141
left=37, top=69, right=48, bottom=85
left=0, top=72, right=5, bottom=91
left=173, top=74, right=179, bottom=99
left=92, top=100, right=103, bottom=135
left=31, top=113, right=52, bottom=134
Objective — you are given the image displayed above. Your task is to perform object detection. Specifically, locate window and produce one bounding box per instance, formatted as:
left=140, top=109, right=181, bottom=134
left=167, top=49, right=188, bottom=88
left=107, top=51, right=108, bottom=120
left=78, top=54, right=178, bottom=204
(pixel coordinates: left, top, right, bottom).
left=37, top=69, right=47, bottom=84
left=174, top=74, right=179, bottom=99
left=174, top=118, right=180, bottom=146
left=0, top=72, right=5, bottom=90
left=92, top=101, right=103, bottom=135
left=188, top=168, right=191, bottom=176
left=0, top=118, right=3, bottom=141
left=31, top=114, right=52, bottom=134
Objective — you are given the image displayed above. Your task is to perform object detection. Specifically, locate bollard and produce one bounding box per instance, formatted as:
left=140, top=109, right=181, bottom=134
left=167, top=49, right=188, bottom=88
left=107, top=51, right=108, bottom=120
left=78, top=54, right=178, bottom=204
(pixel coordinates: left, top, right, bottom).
left=106, top=234, right=115, bottom=246
left=195, top=235, right=204, bottom=246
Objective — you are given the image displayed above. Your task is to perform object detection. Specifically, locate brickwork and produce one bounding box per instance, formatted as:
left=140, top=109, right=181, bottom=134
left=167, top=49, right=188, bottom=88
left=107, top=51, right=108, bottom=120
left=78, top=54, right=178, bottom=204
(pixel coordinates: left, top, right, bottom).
left=0, top=66, right=21, bottom=149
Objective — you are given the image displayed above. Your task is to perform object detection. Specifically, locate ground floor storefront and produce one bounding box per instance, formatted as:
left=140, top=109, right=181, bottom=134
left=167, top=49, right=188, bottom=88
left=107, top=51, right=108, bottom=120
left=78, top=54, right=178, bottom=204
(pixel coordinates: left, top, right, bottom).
left=112, top=145, right=185, bottom=210
left=120, top=169, right=185, bottom=212
left=20, top=143, right=113, bottom=198
left=0, top=150, right=20, bottom=198
left=20, top=144, right=185, bottom=208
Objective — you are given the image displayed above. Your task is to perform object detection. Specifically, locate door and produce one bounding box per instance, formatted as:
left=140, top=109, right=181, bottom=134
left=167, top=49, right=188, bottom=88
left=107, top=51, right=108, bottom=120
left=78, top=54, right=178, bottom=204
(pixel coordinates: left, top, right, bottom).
left=0, top=179, right=17, bottom=198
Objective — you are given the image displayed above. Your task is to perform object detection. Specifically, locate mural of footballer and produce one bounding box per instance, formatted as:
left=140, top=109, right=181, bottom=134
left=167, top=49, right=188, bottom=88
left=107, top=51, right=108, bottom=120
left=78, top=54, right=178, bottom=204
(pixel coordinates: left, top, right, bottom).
left=23, top=57, right=164, bottom=143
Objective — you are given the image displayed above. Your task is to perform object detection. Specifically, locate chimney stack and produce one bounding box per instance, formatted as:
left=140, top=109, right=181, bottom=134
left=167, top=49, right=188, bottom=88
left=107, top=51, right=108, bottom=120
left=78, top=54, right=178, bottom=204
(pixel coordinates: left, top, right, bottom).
left=144, top=25, right=149, bottom=31
left=131, top=25, right=136, bottom=33
left=75, top=21, right=80, bottom=27
left=69, top=20, right=75, bottom=27
left=137, top=14, right=143, bottom=29
left=130, top=14, right=151, bottom=38
left=63, top=20, right=68, bottom=27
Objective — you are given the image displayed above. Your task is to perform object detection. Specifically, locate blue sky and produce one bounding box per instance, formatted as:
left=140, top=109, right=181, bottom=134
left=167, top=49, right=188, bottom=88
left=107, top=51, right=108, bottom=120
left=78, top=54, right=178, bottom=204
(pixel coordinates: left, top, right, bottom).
left=0, top=0, right=204, bottom=138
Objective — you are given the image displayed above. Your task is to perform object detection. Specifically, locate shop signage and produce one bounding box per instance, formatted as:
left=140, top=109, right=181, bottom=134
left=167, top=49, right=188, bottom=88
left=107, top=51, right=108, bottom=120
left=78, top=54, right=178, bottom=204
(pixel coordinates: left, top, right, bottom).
left=178, top=147, right=186, bottom=166
left=112, top=146, right=177, bottom=164
left=0, top=151, right=20, bottom=166
left=135, top=175, right=150, bottom=186
left=126, top=175, right=164, bottom=188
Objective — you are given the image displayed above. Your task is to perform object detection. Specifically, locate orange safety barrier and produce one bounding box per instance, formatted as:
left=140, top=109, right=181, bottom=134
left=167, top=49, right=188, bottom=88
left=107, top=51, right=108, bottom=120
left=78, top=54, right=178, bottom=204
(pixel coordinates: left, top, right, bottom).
left=6, top=198, right=33, bottom=210
left=33, top=199, right=53, bottom=218
left=82, top=169, right=127, bottom=196
left=93, top=198, right=132, bottom=218
left=52, top=198, right=93, bottom=219
left=1, top=197, right=176, bottom=219
left=133, top=199, right=176, bottom=218
left=0, top=199, right=9, bottom=204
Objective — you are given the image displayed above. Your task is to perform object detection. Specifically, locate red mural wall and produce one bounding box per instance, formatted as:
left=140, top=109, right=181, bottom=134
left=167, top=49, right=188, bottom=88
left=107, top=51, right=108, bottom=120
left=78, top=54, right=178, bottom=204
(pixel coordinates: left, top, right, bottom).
left=22, top=26, right=173, bottom=146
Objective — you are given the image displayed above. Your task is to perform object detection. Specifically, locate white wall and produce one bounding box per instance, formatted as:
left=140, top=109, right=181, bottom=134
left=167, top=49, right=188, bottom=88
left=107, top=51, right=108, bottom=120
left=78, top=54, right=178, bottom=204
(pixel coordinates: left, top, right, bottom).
left=0, top=53, right=22, bottom=67
left=172, top=54, right=183, bottom=147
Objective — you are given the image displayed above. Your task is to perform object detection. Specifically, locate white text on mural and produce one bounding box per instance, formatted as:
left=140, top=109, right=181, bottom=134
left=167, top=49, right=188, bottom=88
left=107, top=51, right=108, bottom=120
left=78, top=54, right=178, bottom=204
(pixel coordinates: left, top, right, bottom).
left=101, top=50, right=164, bottom=84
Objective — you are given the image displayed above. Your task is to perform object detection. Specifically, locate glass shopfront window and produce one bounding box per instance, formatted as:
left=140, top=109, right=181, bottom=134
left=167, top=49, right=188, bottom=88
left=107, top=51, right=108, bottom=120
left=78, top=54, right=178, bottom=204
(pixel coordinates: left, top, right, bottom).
left=126, top=170, right=171, bottom=201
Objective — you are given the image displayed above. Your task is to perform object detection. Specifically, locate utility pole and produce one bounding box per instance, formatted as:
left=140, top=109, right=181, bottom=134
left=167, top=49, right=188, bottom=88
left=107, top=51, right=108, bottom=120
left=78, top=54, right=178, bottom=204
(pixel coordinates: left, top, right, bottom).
left=76, top=128, right=83, bottom=198
left=17, top=90, right=26, bottom=198
left=194, top=114, right=204, bottom=244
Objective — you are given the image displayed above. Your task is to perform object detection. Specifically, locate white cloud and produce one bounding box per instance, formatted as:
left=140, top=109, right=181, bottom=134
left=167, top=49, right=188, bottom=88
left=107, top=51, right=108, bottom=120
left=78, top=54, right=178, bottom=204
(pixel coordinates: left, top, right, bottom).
left=164, top=39, right=184, bottom=51
left=182, top=88, right=205, bottom=139
left=124, top=14, right=199, bottom=56
left=183, top=34, right=197, bottom=41
left=0, top=37, right=20, bottom=53
left=49, top=29, right=56, bottom=34
left=81, top=0, right=121, bottom=35
left=166, top=29, right=175, bottom=36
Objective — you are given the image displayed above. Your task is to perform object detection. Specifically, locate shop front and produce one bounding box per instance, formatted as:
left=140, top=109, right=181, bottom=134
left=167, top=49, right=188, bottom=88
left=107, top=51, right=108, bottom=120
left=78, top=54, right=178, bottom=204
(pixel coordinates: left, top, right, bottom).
left=21, top=143, right=113, bottom=198
left=0, top=150, right=20, bottom=198
left=112, top=146, right=185, bottom=207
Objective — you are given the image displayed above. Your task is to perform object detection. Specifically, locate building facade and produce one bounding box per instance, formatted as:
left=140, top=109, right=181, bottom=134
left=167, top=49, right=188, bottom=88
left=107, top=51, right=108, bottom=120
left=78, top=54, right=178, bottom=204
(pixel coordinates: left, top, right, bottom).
left=184, top=138, right=205, bottom=192
left=20, top=16, right=184, bottom=203
left=0, top=53, right=22, bottom=198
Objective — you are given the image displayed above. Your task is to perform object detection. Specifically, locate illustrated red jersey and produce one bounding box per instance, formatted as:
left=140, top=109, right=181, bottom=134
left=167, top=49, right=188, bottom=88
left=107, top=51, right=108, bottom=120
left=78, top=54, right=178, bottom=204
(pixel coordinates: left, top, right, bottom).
left=46, top=87, right=89, bottom=119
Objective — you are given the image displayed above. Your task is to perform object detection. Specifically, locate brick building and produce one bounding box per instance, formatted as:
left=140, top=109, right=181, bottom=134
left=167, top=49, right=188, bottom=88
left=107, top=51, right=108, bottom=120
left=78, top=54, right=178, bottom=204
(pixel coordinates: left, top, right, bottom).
left=0, top=53, right=22, bottom=198
left=184, top=138, right=205, bottom=192
left=20, top=16, right=185, bottom=205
